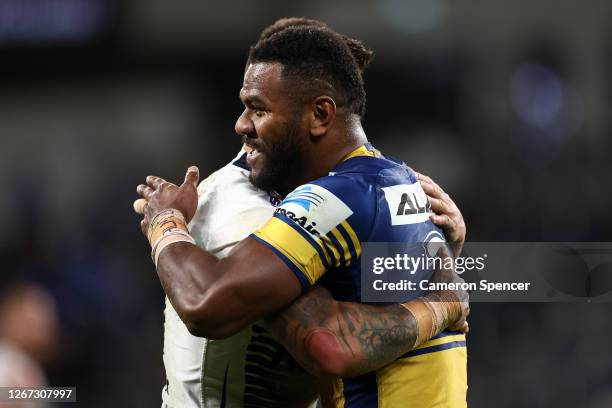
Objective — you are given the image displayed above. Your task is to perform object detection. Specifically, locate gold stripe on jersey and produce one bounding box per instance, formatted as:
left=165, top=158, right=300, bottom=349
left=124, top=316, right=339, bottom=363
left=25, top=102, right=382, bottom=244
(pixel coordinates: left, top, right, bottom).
left=377, top=347, right=468, bottom=408
left=255, top=217, right=327, bottom=285
left=320, top=234, right=344, bottom=268
left=318, top=237, right=336, bottom=268
left=341, top=145, right=376, bottom=161
left=322, top=378, right=346, bottom=408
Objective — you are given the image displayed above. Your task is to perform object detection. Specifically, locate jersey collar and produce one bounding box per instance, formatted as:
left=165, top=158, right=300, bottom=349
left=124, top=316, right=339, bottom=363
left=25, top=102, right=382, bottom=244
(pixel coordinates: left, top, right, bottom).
left=340, top=143, right=380, bottom=162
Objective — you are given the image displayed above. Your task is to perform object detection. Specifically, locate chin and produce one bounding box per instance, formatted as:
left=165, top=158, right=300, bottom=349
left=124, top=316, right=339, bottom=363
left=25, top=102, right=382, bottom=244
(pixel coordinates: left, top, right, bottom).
left=248, top=171, right=263, bottom=189
left=249, top=169, right=278, bottom=192
left=249, top=165, right=261, bottom=180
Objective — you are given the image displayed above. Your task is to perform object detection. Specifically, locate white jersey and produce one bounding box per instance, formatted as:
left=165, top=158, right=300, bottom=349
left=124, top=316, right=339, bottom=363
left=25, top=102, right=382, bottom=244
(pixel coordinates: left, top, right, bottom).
left=161, top=150, right=320, bottom=408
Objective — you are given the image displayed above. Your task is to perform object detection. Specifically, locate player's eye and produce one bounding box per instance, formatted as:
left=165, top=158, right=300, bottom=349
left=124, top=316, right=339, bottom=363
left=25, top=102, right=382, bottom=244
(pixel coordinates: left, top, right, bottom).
left=254, top=109, right=266, bottom=118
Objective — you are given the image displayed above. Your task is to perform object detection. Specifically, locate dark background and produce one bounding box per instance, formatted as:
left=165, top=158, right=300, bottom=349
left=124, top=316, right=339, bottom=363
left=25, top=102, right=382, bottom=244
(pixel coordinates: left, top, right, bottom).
left=0, top=0, right=610, bottom=406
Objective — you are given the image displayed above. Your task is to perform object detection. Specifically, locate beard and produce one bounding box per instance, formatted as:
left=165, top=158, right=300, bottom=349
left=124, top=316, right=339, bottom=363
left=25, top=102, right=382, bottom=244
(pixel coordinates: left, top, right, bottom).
left=249, top=120, right=307, bottom=195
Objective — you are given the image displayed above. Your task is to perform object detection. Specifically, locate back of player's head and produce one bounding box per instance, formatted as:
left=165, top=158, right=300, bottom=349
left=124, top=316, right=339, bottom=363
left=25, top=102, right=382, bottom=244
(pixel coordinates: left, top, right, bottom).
left=259, top=17, right=327, bottom=41
left=248, top=25, right=368, bottom=117
left=258, top=17, right=374, bottom=76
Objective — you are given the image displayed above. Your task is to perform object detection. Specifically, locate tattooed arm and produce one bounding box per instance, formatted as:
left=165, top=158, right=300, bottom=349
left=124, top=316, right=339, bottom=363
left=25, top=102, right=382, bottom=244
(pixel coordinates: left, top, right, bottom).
left=265, top=280, right=468, bottom=378
left=264, top=257, right=469, bottom=378
left=264, top=287, right=419, bottom=377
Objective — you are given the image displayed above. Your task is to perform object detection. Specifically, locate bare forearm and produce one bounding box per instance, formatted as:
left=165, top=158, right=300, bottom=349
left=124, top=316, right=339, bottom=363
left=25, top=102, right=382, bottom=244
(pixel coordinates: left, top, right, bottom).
left=156, top=238, right=302, bottom=339
left=157, top=242, right=233, bottom=337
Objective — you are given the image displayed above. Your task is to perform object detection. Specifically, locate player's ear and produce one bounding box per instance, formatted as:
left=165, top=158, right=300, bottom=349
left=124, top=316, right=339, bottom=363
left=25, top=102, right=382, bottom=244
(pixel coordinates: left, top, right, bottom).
left=309, top=96, right=336, bottom=137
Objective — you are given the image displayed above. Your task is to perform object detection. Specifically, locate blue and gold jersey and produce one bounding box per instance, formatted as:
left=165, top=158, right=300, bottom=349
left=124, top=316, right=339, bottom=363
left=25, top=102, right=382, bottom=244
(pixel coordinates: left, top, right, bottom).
left=252, top=144, right=467, bottom=408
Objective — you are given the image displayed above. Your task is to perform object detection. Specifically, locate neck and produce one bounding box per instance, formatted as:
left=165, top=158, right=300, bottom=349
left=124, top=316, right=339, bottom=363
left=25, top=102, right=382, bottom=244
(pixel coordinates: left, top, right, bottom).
left=281, top=114, right=367, bottom=195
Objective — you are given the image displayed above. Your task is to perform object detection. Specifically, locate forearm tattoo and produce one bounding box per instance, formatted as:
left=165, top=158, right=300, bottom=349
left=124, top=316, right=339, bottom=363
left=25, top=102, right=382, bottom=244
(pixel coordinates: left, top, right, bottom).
left=265, top=286, right=418, bottom=377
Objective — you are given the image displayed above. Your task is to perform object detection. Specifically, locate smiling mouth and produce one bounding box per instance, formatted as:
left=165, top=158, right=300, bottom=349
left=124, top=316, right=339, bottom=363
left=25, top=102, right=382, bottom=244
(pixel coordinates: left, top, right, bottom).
left=246, top=146, right=263, bottom=168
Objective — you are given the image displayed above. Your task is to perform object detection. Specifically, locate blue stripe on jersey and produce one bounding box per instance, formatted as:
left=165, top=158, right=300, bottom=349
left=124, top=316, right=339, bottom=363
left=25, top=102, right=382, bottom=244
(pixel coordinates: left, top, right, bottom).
left=336, top=223, right=358, bottom=263
left=342, top=371, right=379, bottom=408
left=249, top=234, right=310, bottom=292
left=400, top=341, right=467, bottom=359
left=321, top=239, right=338, bottom=267
left=326, top=231, right=347, bottom=266
left=273, top=212, right=330, bottom=270
left=433, top=330, right=464, bottom=339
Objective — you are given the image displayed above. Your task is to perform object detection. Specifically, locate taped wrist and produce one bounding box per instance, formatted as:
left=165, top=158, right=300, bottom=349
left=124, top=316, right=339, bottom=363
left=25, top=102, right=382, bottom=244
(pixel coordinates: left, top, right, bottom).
left=147, top=209, right=195, bottom=267
left=400, top=291, right=461, bottom=347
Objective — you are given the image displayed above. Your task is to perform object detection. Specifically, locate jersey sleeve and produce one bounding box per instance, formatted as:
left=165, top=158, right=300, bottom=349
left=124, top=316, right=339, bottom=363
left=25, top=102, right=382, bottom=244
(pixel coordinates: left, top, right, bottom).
left=251, top=176, right=375, bottom=290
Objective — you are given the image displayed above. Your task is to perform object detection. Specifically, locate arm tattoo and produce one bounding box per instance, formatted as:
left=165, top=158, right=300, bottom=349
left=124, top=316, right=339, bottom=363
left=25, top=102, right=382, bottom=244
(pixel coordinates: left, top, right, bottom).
left=264, top=286, right=418, bottom=377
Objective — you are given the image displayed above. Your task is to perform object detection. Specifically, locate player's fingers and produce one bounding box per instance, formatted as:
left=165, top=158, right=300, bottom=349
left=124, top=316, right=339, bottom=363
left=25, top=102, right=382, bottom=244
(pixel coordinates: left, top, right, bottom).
left=146, top=175, right=166, bottom=190
left=140, top=219, right=148, bottom=235
left=416, top=172, right=447, bottom=196
left=133, top=198, right=147, bottom=215
left=416, top=172, right=434, bottom=185
left=421, top=177, right=445, bottom=196
left=183, top=166, right=199, bottom=188
left=428, top=197, right=450, bottom=215
left=137, top=184, right=154, bottom=199
left=417, top=172, right=443, bottom=193
left=430, top=213, right=457, bottom=230
left=421, top=180, right=446, bottom=199
left=159, top=181, right=179, bottom=192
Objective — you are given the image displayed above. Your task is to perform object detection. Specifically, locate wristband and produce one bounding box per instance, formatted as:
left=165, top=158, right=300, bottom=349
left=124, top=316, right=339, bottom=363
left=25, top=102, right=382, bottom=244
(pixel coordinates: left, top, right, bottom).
left=400, top=291, right=461, bottom=348
left=147, top=209, right=195, bottom=267
left=151, top=231, right=195, bottom=267
left=147, top=209, right=189, bottom=244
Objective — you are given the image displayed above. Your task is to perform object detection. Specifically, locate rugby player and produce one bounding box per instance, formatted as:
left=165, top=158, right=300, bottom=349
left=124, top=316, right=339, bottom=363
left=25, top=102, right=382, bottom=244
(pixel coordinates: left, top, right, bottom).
left=155, top=17, right=468, bottom=408
left=156, top=148, right=465, bottom=408
left=137, top=22, right=468, bottom=407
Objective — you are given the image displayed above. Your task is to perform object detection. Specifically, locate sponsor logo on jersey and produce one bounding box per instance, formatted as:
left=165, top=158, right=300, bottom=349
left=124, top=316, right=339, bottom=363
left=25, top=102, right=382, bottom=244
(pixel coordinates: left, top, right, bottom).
left=382, top=183, right=432, bottom=226
left=423, top=230, right=446, bottom=257
left=281, top=185, right=322, bottom=211
left=275, top=207, right=322, bottom=236
left=278, top=184, right=353, bottom=236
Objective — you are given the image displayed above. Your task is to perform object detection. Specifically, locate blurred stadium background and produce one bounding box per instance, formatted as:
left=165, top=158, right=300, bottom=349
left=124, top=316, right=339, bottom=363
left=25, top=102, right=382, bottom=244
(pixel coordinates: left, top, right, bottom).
left=0, top=0, right=611, bottom=406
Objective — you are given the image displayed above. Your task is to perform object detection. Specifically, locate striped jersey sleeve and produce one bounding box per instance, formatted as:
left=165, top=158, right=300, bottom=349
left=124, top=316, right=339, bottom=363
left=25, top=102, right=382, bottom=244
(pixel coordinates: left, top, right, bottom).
left=251, top=176, right=374, bottom=290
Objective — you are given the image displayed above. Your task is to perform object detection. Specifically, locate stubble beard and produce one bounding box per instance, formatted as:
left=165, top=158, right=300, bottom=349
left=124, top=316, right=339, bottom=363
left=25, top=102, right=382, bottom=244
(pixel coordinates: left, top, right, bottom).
left=249, top=121, right=307, bottom=196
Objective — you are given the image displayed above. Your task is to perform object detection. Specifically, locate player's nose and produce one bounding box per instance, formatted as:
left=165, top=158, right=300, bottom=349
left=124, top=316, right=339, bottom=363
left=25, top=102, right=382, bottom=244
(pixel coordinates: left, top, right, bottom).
left=235, top=109, right=254, bottom=137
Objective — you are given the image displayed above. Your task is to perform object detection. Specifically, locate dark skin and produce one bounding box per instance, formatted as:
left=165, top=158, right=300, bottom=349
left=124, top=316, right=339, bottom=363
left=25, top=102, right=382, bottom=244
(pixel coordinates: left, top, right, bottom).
left=137, top=62, right=468, bottom=376
left=266, top=288, right=423, bottom=377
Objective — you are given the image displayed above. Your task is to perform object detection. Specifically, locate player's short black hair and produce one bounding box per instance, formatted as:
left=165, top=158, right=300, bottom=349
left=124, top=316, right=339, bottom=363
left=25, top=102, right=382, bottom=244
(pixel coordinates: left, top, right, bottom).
left=258, top=17, right=374, bottom=75
left=248, top=24, right=370, bottom=117
left=259, top=17, right=327, bottom=42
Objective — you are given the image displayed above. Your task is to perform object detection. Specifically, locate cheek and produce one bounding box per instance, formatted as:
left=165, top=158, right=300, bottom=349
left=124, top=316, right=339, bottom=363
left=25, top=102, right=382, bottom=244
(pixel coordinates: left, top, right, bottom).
left=249, top=118, right=265, bottom=140
left=255, top=123, right=277, bottom=150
